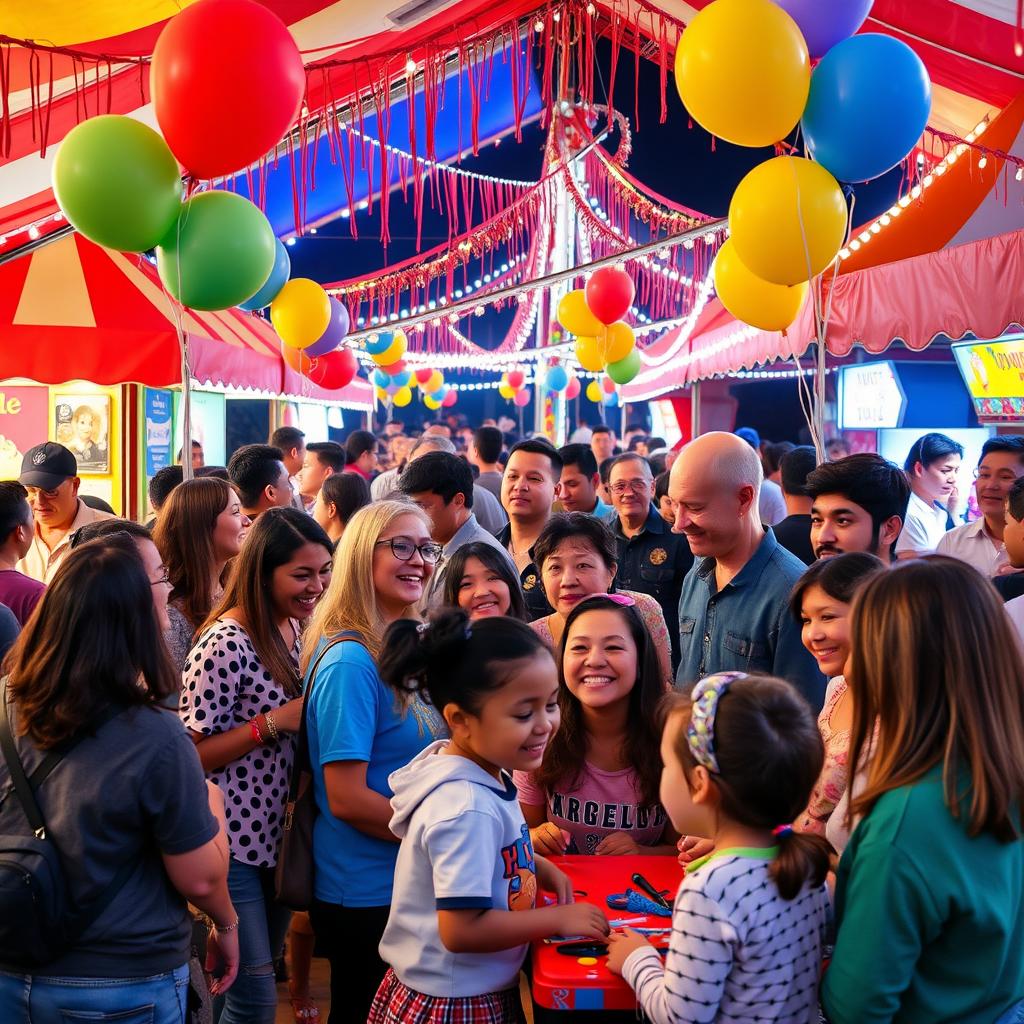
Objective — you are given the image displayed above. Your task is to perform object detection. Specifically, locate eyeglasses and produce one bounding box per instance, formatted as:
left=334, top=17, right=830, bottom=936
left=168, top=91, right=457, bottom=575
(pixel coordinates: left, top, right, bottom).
left=375, top=537, right=443, bottom=563
left=609, top=480, right=649, bottom=496
left=150, top=568, right=171, bottom=587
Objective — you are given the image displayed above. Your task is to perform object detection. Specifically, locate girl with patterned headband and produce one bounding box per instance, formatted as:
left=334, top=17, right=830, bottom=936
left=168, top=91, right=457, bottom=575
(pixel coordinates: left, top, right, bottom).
left=607, top=672, right=831, bottom=1024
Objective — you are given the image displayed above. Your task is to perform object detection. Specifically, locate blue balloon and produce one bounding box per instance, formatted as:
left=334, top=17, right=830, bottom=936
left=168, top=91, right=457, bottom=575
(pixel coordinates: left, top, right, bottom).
left=430, top=385, right=449, bottom=402
left=364, top=331, right=394, bottom=356
left=391, top=370, right=412, bottom=388
left=238, top=237, right=290, bottom=311
left=603, top=391, right=620, bottom=408
left=373, top=369, right=391, bottom=388
left=545, top=365, right=569, bottom=391
left=802, top=34, right=931, bottom=184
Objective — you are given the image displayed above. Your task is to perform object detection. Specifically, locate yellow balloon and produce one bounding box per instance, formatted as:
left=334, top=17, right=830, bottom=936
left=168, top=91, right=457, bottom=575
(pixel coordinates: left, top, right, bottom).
left=392, top=386, right=413, bottom=407
left=729, top=156, right=848, bottom=286
left=558, top=290, right=605, bottom=337
left=675, top=0, right=810, bottom=148
left=575, top=337, right=607, bottom=373
left=424, top=395, right=443, bottom=411
left=585, top=380, right=603, bottom=402
left=599, top=322, right=635, bottom=364
left=375, top=386, right=389, bottom=403
left=498, top=383, right=517, bottom=400
left=270, top=278, right=331, bottom=350
left=426, top=370, right=444, bottom=393
left=714, top=240, right=808, bottom=332
left=373, top=330, right=408, bottom=366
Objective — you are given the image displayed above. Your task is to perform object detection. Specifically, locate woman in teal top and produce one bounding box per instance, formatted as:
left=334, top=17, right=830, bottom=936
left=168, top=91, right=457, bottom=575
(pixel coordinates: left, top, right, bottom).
left=301, top=499, right=446, bottom=1024
left=822, top=557, right=1024, bottom=1024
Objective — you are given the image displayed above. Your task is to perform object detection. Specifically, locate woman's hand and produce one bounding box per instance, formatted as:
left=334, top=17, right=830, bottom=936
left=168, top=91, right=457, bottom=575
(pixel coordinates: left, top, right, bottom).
left=206, top=926, right=240, bottom=996
left=595, top=831, right=641, bottom=856
left=555, top=902, right=610, bottom=941
left=530, top=822, right=570, bottom=857
left=606, top=928, right=653, bottom=976
left=677, top=835, right=715, bottom=865
left=536, top=855, right=574, bottom=905
left=271, top=697, right=304, bottom=734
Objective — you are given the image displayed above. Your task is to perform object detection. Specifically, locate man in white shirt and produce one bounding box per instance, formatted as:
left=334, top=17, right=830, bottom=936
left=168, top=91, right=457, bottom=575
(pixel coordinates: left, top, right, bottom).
left=896, top=432, right=963, bottom=559
left=270, top=425, right=307, bottom=511
left=936, top=436, right=1024, bottom=576
left=17, top=442, right=116, bottom=583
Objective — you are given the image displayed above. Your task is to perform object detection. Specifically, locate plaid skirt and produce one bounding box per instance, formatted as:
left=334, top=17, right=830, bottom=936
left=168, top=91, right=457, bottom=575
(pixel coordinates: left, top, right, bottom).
left=367, top=968, right=526, bottom=1024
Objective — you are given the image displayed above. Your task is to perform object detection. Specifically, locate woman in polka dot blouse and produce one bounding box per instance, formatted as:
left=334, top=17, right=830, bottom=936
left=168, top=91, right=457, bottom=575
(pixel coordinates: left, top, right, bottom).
left=179, top=508, right=334, bottom=1024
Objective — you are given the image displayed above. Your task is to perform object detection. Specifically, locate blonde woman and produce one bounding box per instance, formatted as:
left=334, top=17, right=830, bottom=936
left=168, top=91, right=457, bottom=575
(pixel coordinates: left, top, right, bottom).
left=301, top=499, right=448, bottom=1024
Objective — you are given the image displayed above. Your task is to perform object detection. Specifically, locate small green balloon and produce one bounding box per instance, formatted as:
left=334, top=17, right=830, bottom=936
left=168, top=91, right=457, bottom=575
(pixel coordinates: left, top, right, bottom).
left=52, top=115, right=183, bottom=253
left=607, top=347, right=641, bottom=385
left=157, top=192, right=276, bottom=311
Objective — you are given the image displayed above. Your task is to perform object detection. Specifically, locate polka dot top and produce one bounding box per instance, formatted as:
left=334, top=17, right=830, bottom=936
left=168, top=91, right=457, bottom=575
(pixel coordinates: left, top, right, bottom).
left=179, top=618, right=299, bottom=869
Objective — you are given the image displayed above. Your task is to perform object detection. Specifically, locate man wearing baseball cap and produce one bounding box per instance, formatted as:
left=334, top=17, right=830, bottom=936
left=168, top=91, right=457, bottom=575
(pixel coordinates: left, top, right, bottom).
left=16, top=442, right=115, bottom=583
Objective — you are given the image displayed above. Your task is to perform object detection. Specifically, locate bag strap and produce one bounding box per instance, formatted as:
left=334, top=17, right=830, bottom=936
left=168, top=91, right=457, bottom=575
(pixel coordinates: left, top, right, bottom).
left=289, top=631, right=365, bottom=797
left=0, top=679, right=46, bottom=838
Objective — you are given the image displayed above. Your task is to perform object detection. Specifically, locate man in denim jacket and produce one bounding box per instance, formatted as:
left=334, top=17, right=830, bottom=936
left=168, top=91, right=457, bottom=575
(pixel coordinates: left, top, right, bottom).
left=669, top=432, right=824, bottom=711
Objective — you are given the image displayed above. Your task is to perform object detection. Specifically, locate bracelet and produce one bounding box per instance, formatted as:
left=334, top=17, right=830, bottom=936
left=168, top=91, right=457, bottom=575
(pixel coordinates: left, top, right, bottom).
left=250, top=717, right=265, bottom=745
left=264, top=711, right=280, bottom=742
left=211, top=918, right=239, bottom=933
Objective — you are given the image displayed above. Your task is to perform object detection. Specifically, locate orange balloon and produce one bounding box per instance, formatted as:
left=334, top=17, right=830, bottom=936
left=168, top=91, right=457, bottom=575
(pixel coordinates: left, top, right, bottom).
left=599, top=322, right=635, bottom=364
left=282, top=345, right=313, bottom=375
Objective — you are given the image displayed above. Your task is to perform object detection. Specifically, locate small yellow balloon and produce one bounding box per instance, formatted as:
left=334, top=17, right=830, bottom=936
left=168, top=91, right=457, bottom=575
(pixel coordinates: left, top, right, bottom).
left=585, top=380, right=603, bottom=402
left=392, top=386, right=413, bottom=407
left=675, top=0, right=810, bottom=148
left=558, top=289, right=605, bottom=337
left=575, top=337, right=607, bottom=373
left=373, top=330, right=408, bottom=366
left=714, top=240, right=808, bottom=332
left=423, top=395, right=443, bottom=410
left=375, top=386, right=389, bottom=403
left=270, top=278, right=331, bottom=350
left=729, top=156, right=848, bottom=286
left=498, top=383, right=517, bottom=400
left=426, top=370, right=444, bottom=393
left=599, top=321, right=635, bottom=364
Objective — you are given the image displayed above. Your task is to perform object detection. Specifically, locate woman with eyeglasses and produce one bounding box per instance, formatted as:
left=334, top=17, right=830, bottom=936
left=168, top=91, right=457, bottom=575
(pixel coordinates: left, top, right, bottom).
left=178, top=507, right=334, bottom=1024
left=531, top=513, right=673, bottom=687
left=895, top=432, right=964, bottom=559
left=300, top=499, right=447, bottom=1023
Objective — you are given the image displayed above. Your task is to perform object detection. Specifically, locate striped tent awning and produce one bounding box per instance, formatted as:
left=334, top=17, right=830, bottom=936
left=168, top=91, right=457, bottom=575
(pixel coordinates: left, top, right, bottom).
left=0, top=232, right=372, bottom=407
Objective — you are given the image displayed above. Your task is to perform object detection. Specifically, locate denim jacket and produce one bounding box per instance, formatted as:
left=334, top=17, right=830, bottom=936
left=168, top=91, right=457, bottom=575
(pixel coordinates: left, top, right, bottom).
left=674, top=528, right=825, bottom=710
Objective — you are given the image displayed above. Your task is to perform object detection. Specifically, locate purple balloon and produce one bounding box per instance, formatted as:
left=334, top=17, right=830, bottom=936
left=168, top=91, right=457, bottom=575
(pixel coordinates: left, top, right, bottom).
left=775, top=0, right=874, bottom=59
left=304, top=297, right=351, bottom=358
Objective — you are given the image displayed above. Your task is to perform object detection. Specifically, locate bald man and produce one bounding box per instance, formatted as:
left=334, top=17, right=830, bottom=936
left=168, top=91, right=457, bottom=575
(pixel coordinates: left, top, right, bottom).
left=669, top=432, right=824, bottom=709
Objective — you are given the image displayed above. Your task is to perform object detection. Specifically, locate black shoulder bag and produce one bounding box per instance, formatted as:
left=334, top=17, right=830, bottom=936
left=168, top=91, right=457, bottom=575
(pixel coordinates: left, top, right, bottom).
left=0, top=680, right=135, bottom=970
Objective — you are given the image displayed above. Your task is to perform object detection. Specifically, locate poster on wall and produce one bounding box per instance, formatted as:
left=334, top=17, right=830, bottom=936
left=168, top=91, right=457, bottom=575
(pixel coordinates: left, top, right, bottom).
left=0, top=386, right=49, bottom=480
left=145, top=389, right=173, bottom=478
left=53, top=394, right=110, bottom=474
left=174, top=390, right=227, bottom=467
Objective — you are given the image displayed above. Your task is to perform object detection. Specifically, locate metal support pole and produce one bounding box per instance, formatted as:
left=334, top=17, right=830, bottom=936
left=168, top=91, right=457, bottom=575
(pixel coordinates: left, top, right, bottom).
left=690, top=381, right=701, bottom=441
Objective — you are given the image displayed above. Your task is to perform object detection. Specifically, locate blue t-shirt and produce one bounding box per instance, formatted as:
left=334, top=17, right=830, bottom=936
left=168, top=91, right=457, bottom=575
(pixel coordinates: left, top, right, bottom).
left=305, top=636, right=446, bottom=907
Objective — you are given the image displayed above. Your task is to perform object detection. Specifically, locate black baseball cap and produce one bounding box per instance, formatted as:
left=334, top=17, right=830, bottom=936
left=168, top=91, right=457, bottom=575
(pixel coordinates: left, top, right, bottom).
left=19, top=442, right=78, bottom=489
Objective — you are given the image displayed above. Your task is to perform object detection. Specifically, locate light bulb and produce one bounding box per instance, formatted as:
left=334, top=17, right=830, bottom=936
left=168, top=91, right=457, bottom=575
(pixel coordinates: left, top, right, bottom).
left=1016, top=167, right=1023, bottom=182
left=978, top=156, right=988, bottom=169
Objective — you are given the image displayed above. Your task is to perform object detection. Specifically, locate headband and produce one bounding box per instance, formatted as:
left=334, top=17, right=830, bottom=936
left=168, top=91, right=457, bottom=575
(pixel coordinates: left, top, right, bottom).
left=686, top=671, right=746, bottom=774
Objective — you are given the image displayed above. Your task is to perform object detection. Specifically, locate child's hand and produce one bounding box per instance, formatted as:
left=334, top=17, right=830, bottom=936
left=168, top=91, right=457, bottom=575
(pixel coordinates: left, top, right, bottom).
left=535, top=855, right=574, bottom=906
left=595, top=831, right=641, bottom=856
left=677, top=834, right=714, bottom=865
left=531, top=822, right=570, bottom=856
left=555, top=902, right=610, bottom=941
left=606, top=928, right=652, bottom=976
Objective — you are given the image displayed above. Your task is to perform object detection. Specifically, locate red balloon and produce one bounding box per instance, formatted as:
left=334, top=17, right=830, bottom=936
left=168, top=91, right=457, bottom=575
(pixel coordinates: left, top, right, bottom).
left=586, top=267, right=636, bottom=326
left=415, top=367, right=434, bottom=385
left=506, top=370, right=525, bottom=389
left=151, top=0, right=305, bottom=179
left=442, top=389, right=458, bottom=407
left=308, top=348, right=358, bottom=390
left=380, top=359, right=406, bottom=376
left=602, top=375, right=617, bottom=394
left=565, top=376, right=581, bottom=400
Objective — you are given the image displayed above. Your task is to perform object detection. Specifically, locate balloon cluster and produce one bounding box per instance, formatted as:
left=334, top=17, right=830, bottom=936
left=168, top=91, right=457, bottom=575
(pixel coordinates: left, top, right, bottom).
left=542, top=360, right=580, bottom=400
left=499, top=370, right=531, bottom=408
left=585, top=377, right=622, bottom=408
left=675, top=0, right=930, bottom=332
left=556, top=268, right=641, bottom=385
left=367, top=333, right=456, bottom=410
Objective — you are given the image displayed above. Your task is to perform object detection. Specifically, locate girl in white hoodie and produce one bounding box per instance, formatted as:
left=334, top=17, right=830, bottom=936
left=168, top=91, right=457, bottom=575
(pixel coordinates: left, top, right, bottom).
left=369, top=609, right=610, bottom=1023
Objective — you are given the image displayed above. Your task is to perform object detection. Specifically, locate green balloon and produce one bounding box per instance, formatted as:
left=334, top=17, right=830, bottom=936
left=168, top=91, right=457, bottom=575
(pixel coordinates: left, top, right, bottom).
left=52, top=115, right=182, bottom=253
left=157, top=192, right=276, bottom=311
left=607, top=347, right=641, bottom=385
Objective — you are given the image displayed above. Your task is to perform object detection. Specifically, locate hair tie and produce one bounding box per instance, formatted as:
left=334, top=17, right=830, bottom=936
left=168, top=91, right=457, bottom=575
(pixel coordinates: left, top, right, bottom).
left=772, top=824, right=794, bottom=839
left=416, top=622, right=430, bottom=639
left=686, top=672, right=746, bottom=774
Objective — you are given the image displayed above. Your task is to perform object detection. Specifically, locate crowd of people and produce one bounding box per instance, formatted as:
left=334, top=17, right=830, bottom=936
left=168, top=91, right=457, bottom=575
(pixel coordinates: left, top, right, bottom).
left=0, top=412, right=1022, bottom=1024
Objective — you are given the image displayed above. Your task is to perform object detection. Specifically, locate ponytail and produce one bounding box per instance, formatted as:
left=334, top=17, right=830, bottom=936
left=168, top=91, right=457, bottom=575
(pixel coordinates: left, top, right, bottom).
left=768, top=825, right=832, bottom=901
left=378, top=608, right=550, bottom=715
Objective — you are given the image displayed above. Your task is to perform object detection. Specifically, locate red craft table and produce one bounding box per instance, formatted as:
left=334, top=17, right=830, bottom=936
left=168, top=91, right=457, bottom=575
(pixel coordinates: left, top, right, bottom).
left=531, top=854, right=683, bottom=1017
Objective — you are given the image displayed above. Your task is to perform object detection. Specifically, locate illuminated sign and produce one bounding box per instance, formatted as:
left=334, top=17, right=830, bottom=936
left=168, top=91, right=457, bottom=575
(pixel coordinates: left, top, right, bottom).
left=952, top=336, right=1024, bottom=420
left=838, top=361, right=906, bottom=430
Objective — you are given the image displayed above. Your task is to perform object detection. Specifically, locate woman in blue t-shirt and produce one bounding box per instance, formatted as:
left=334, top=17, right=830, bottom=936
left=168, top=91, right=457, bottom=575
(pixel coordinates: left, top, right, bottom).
left=301, top=498, right=447, bottom=1023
